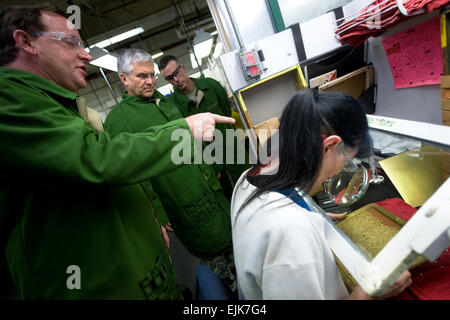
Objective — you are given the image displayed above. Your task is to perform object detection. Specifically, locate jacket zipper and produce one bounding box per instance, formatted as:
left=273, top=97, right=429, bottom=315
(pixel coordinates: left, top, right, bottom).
left=140, top=183, right=165, bottom=243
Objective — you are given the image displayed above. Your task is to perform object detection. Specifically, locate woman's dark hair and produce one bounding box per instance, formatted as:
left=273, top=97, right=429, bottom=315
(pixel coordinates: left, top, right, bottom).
left=0, top=4, right=65, bottom=66
left=240, top=89, right=371, bottom=211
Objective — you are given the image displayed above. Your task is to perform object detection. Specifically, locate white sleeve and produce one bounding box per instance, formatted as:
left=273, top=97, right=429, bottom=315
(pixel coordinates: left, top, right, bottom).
left=262, top=263, right=326, bottom=300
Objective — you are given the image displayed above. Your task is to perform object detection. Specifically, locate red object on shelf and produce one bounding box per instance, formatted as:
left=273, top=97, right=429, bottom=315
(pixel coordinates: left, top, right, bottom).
left=377, top=198, right=450, bottom=300
left=381, top=16, right=442, bottom=89
left=336, top=0, right=450, bottom=47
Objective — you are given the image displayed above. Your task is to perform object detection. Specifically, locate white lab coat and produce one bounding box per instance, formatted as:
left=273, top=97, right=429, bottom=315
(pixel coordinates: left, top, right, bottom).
left=230, top=172, right=349, bottom=300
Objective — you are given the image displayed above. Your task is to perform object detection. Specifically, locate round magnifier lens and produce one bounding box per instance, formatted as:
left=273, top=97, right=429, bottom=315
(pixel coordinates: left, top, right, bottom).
left=327, top=164, right=369, bottom=206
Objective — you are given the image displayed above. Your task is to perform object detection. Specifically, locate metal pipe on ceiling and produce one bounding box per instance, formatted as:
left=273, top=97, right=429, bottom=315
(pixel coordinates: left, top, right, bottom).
left=99, top=0, right=142, bottom=15
left=170, top=0, right=203, bottom=74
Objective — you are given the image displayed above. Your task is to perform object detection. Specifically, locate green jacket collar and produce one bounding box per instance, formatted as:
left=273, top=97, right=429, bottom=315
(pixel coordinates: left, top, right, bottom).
left=0, top=67, right=77, bottom=100
left=173, top=76, right=209, bottom=100
left=121, top=90, right=168, bottom=104
left=191, top=76, right=209, bottom=91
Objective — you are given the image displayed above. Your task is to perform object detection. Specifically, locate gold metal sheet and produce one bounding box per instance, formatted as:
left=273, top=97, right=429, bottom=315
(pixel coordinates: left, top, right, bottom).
left=379, top=145, right=444, bottom=207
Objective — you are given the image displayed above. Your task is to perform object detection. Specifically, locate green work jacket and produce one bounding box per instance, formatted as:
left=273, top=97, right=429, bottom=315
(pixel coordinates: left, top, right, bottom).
left=104, top=92, right=231, bottom=258
left=169, top=77, right=250, bottom=197
left=0, top=67, right=188, bottom=300
left=169, top=77, right=232, bottom=135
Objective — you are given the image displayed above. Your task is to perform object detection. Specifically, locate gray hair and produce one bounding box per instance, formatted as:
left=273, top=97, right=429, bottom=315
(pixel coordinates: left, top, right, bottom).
left=117, top=48, right=153, bottom=75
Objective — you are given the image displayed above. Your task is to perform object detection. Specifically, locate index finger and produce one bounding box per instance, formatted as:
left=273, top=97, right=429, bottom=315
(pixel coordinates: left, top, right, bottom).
left=326, top=212, right=347, bottom=221
left=396, top=270, right=411, bottom=283
left=211, top=114, right=235, bottom=124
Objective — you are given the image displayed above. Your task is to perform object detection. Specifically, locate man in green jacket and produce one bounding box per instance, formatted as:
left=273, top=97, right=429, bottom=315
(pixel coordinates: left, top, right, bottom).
left=158, top=55, right=250, bottom=199
left=104, top=49, right=237, bottom=293
left=0, top=5, right=234, bottom=299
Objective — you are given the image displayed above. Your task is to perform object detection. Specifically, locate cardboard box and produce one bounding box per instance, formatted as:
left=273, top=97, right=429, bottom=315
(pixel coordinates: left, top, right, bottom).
left=254, top=117, right=279, bottom=147
left=443, top=110, right=450, bottom=122
left=442, top=89, right=450, bottom=99
left=441, top=76, right=450, bottom=100
left=442, top=99, right=450, bottom=111
left=319, top=65, right=374, bottom=99
left=309, top=70, right=337, bottom=88
left=441, top=75, right=450, bottom=88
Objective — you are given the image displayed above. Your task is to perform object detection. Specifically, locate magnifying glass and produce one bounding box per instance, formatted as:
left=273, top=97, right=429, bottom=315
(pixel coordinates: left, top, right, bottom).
left=325, top=161, right=370, bottom=206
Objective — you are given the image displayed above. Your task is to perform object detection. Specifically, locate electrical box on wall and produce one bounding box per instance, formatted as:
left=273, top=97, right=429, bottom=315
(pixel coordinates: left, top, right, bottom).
left=238, top=48, right=266, bottom=80
left=219, top=28, right=300, bottom=92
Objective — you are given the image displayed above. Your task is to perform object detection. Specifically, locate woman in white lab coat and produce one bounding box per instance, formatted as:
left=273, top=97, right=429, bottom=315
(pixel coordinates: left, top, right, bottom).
left=231, top=89, right=411, bottom=300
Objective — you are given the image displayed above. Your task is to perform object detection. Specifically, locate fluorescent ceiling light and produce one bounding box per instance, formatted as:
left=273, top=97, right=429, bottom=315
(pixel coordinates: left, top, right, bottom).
left=89, top=46, right=118, bottom=72
left=91, top=55, right=118, bottom=72
left=152, top=51, right=164, bottom=59
left=190, top=52, right=202, bottom=69
left=193, top=29, right=213, bottom=59
left=91, top=27, right=144, bottom=49
left=194, top=39, right=213, bottom=58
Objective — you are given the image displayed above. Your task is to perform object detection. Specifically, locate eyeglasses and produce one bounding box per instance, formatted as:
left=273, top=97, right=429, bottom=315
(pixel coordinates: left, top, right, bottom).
left=341, top=149, right=359, bottom=173
left=164, top=65, right=182, bottom=82
left=29, top=31, right=84, bottom=50
left=132, top=72, right=158, bottom=80
left=326, top=144, right=369, bottom=206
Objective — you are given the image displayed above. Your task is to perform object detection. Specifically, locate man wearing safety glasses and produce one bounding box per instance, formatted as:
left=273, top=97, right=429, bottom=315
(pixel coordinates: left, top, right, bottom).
left=158, top=55, right=250, bottom=199
left=158, top=55, right=232, bottom=137
left=104, top=48, right=238, bottom=295
left=0, top=5, right=234, bottom=299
